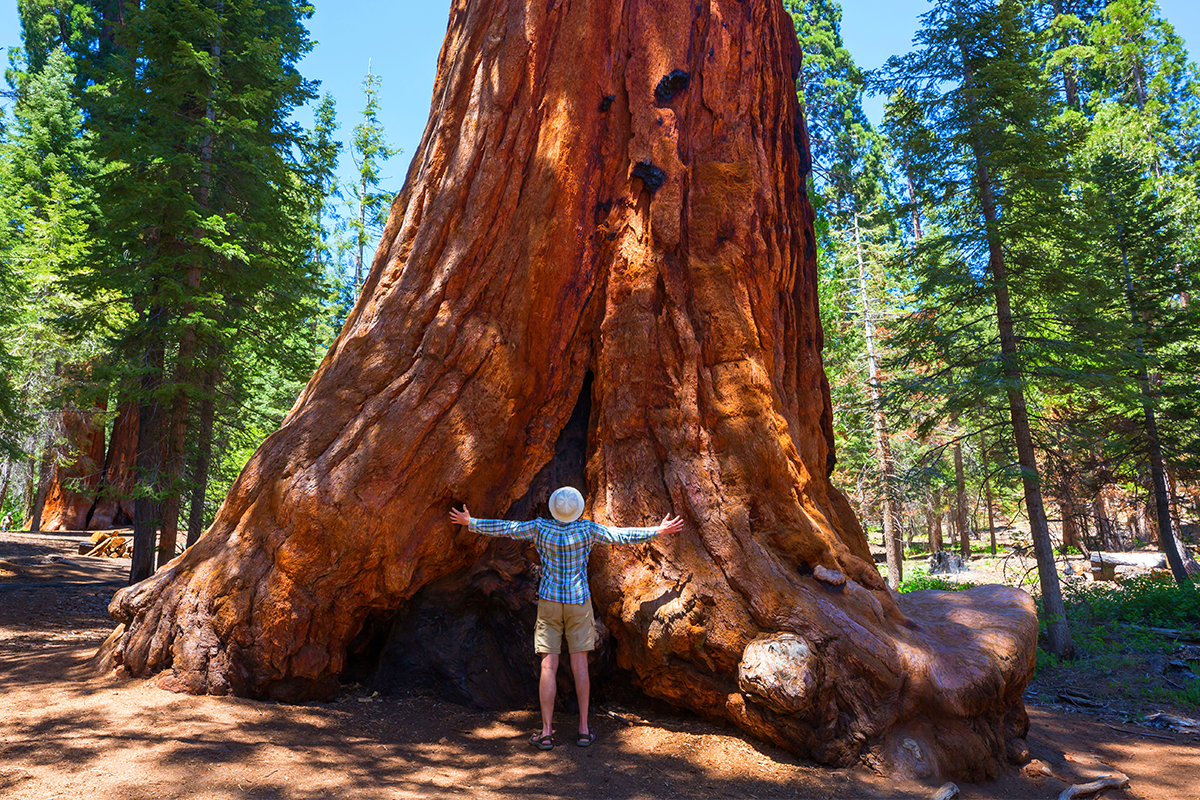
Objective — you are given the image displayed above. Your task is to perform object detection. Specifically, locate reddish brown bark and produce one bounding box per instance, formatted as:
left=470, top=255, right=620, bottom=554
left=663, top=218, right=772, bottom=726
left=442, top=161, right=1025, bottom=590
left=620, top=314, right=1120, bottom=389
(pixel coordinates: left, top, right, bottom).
left=88, top=402, right=139, bottom=530
left=105, top=0, right=1037, bottom=779
left=30, top=402, right=107, bottom=531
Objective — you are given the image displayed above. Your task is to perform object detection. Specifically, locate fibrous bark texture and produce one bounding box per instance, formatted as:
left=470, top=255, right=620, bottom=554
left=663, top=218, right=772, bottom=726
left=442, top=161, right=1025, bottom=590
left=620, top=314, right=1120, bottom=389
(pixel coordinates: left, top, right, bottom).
left=30, top=402, right=107, bottom=531
left=87, top=402, right=139, bottom=530
left=106, top=0, right=1037, bottom=779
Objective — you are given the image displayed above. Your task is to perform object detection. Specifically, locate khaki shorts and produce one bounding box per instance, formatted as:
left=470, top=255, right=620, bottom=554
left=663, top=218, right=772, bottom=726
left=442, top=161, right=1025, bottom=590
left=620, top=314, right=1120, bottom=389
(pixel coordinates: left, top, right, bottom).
left=534, top=599, right=595, bottom=654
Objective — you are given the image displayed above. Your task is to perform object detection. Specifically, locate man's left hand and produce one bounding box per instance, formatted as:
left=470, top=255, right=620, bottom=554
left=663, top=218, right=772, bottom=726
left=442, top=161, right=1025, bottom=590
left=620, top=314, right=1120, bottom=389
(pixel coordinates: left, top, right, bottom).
left=658, top=514, right=684, bottom=535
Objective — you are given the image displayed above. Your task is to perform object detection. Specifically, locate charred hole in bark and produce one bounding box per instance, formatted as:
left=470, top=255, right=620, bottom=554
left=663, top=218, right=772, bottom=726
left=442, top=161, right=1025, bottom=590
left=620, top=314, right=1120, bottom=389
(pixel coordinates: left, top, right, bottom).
left=363, top=538, right=545, bottom=709
left=359, top=374, right=604, bottom=709
left=795, top=112, right=811, bottom=183
left=632, top=161, right=666, bottom=194
left=507, top=370, right=593, bottom=520
left=654, top=69, right=691, bottom=103
left=339, top=609, right=397, bottom=684
left=599, top=94, right=615, bottom=112
left=652, top=273, right=666, bottom=318
left=593, top=199, right=614, bottom=226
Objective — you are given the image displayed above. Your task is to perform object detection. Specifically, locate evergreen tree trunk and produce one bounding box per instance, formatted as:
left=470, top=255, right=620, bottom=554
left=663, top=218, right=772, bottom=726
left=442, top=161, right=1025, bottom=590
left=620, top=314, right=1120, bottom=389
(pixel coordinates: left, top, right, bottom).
left=980, top=428, right=997, bottom=556
left=929, top=487, right=944, bottom=554
left=355, top=176, right=366, bottom=290
left=1093, top=490, right=1115, bottom=551
left=104, top=0, right=1038, bottom=778
left=961, top=53, right=1074, bottom=658
left=854, top=214, right=901, bottom=586
left=27, top=442, right=54, bottom=533
left=0, top=458, right=12, bottom=522
left=160, top=29, right=219, bottom=568
left=131, top=321, right=166, bottom=583
left=1140, top=389, right=1192, bottom=585
left=953, top=417, right=970, bottom=560
left=186, top=363, right=218, bottom=548
left=1115, top=233, right=1192, bottom=586
left=89, top=401, right=139, bottom=530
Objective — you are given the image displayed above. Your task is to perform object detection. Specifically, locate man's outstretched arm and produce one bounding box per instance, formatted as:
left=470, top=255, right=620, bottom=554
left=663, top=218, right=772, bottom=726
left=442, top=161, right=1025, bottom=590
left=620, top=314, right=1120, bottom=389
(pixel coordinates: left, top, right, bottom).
left=593, top=513, right=684, bottom=544
left=449, top=505, right=538, bottom=540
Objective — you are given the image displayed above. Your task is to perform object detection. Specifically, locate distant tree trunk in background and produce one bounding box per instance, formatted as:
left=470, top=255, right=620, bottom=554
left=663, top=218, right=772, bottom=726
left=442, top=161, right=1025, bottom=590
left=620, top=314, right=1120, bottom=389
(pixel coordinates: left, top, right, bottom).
left=30, top=400, right=108, bottom=531
left=979, top=429, right=997, bottom=556
left=929, top=487, right=944, bottom=554
left=131, top=327, right=166, bottom=583
left=0, top=459, right=13, bottom=521
left=26, top=433, right=56, bottom=533
left=1166, top=469, right=1185, bottom=544
left=1059, top=497, right=1083, bottom=556
left=186, top=362, right=218, bottom=548
left=855, top=214, right=901, bottom=587
left=1093, top=491, right=1115, bottom=552
left=89, top=401, right=139, bottom=530
left=104, top=0, right=1039, bottom=780
left=952, top=418, right=970, bottom=560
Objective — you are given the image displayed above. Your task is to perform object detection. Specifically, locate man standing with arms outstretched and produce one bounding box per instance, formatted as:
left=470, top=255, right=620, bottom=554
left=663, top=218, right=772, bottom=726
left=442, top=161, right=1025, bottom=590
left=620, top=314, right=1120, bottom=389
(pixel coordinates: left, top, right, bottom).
left=450, top=486, right=683, bottom=750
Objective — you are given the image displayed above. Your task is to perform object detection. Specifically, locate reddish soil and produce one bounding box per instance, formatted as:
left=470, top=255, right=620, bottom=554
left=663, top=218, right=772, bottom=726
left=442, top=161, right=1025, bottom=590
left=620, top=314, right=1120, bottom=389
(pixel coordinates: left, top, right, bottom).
left=2, top=529, right=1197, bottom=800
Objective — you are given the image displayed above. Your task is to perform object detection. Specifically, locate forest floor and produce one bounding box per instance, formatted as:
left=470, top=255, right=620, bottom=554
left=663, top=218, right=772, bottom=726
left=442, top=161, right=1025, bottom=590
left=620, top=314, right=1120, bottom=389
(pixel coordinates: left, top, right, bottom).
left=2, top=528, right=1199, bottom=800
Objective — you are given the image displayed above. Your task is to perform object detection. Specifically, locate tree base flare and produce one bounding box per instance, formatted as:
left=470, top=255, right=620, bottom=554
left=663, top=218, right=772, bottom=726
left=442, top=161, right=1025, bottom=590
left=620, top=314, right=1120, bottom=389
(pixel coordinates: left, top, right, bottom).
left=102, top=0, right=1039, bottom=781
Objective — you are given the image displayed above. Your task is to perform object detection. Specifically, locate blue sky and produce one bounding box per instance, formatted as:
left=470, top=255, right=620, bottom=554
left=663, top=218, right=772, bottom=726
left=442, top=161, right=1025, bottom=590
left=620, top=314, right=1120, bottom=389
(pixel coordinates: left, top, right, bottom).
left=1, top=0, right=1198, bottom=195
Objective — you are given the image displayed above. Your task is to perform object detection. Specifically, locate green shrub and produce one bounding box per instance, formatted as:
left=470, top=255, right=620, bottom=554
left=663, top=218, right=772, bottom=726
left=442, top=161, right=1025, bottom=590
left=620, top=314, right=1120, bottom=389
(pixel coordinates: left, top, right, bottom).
left=1060, top=574, right=1200, bottom=630
left=897, top=568, right=974, bottom=593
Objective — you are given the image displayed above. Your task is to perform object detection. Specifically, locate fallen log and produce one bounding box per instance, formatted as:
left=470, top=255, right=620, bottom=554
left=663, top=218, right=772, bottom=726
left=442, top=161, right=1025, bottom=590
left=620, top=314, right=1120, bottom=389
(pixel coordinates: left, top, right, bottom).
left=1058, top=774, right=1129, bottom=800
left=930, top=783, right=959, bottom=800
left=1090, top=551, right=1166, bottom=569
left=1119, top=624, right=1200, bottom=643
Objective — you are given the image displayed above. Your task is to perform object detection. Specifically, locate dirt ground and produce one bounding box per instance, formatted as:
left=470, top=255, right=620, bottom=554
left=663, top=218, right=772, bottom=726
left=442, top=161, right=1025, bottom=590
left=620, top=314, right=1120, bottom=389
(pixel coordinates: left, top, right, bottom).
left=3, top=529, right=1198, bottom=800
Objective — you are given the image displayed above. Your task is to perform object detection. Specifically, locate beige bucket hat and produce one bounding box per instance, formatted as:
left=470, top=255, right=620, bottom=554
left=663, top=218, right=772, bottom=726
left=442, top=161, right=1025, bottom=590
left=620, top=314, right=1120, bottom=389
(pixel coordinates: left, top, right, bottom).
left=549, top=486, right=585, bottom=523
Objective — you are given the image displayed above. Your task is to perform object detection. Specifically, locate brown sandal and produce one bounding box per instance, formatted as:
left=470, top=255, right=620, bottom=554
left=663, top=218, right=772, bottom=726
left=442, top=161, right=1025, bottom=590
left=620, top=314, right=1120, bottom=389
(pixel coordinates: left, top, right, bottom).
left=529, top=732, right=553, bottom=750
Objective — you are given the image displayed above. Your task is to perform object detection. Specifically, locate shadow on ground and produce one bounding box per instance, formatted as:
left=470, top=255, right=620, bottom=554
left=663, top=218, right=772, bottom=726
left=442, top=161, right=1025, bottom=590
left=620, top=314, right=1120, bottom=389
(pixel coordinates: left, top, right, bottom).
left=3, top=528, right=1196, bottom=800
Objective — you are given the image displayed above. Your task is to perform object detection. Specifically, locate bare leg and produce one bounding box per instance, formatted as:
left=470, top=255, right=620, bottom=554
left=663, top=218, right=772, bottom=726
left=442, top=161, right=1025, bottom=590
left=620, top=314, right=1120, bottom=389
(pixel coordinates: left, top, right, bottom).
left=569, top=651, right=590, bottom=736
left=539, top=653, right=559, bottom=737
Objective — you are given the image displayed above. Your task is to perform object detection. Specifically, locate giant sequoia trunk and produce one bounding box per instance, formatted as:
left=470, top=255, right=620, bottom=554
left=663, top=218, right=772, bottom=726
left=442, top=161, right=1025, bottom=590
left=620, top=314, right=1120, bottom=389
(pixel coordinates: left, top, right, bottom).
left=106, top=0, right=1037, bottom=779
left=27, top=402, right=107, bottom=531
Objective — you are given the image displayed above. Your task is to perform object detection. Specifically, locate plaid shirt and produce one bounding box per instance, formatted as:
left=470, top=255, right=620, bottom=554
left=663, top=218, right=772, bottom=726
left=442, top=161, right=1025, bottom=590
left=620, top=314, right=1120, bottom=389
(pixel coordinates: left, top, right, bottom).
left=468, top=517, right=659, bottom=604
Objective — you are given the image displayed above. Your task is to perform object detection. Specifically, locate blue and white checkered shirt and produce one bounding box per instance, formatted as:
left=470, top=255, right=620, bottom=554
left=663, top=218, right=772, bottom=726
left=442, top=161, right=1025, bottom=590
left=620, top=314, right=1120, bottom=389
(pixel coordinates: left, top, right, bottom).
left=468, top=517, right=659, bottom=604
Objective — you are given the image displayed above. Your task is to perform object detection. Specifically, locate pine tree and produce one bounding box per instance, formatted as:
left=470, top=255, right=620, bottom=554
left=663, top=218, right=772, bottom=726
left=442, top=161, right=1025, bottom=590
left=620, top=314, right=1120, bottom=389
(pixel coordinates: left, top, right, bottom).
left=346, top=66, right=399, bottom=294
left=790, top=0, right=909, bottom=584
left=0, top=41, right=101, bottom=518
left=68, top=0, right=318, bottom=580
left=1079, top=151, right=1198, bottom=585
left=878, top=0, right=1086, bottom=656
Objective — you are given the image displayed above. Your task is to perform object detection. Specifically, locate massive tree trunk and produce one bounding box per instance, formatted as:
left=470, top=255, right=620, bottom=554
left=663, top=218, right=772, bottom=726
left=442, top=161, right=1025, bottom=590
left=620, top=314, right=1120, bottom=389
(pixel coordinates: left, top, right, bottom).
left=88, top=401, right=139, bottom=530
left=30, top=401, right=107, bottom=531
left=105, top=0, right=1037, bottom=779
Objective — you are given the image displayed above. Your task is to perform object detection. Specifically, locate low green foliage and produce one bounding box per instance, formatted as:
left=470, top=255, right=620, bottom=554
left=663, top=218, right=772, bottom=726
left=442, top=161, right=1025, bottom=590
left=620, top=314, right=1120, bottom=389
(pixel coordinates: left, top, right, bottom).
left=1034, top=574, right=1200, bottom=708
left=1034, top=647, right=1064, bottom=678
left=1060, top=575, right=1200, bottom=632
left=896, top=568, right=973, bottom=593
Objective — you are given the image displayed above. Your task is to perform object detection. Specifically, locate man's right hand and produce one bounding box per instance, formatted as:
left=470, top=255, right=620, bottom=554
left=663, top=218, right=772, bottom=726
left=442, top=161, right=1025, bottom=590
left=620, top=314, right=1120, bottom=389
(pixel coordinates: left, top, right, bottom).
left=449, top=505, right=471, bottom=527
